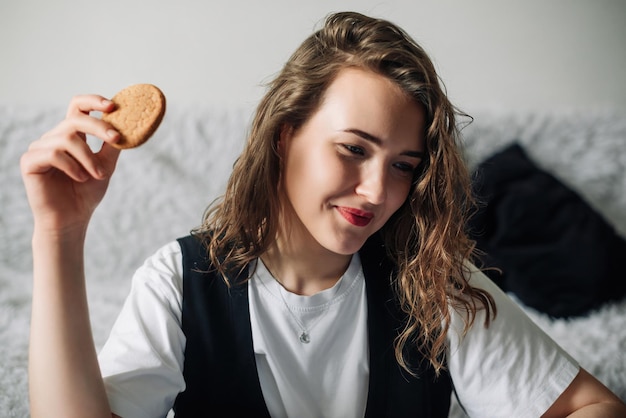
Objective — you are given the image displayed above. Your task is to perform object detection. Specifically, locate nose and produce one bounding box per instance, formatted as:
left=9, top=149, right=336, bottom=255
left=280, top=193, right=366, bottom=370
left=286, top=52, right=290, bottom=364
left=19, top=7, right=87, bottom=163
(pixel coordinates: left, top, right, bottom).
left=355, top=164, right=386, bottom=205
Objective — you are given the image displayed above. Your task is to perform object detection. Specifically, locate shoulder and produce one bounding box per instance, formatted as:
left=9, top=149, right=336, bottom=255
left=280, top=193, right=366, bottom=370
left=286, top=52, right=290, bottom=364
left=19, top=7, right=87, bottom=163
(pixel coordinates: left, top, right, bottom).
left=176, top=233, right=212, bottom=270
left=139, top=240, right=184, bottom=279
left=447, top=261, right=580, bottom=417
left=129, top=240, right=185, bottom=310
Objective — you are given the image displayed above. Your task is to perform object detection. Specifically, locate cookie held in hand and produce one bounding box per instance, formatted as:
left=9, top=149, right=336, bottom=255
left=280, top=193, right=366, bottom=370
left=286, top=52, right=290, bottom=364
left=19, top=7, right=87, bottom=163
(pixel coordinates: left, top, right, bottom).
left=102, top=84, right=166, bottom=149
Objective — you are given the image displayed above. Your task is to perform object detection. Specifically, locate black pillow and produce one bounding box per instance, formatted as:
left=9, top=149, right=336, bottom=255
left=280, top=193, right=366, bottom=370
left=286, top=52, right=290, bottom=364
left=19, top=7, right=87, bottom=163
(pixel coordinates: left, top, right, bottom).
left=468, top=143, right=626, bottom=318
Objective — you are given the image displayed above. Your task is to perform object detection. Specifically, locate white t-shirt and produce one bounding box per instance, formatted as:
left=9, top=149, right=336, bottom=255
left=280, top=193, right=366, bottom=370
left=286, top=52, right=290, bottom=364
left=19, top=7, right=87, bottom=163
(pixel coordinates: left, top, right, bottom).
left=98, top=241, right=579, bottom=418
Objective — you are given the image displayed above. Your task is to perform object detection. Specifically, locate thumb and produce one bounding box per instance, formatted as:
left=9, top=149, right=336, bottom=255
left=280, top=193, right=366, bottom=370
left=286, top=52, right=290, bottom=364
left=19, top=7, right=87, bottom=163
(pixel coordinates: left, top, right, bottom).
left=96, top=142, right=122, bottom=178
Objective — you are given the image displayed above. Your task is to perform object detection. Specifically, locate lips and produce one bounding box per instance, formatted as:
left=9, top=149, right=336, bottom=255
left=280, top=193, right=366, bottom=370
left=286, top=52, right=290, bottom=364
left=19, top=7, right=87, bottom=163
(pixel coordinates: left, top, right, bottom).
left=336, top=206, right=374, bottom=227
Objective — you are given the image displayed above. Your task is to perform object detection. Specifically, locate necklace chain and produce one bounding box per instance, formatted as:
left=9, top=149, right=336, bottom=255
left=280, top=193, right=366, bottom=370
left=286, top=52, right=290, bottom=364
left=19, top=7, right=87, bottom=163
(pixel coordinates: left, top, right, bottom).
left=275, top=284, right=330, bottom=344
left=257, top=264, right=334, bottom=344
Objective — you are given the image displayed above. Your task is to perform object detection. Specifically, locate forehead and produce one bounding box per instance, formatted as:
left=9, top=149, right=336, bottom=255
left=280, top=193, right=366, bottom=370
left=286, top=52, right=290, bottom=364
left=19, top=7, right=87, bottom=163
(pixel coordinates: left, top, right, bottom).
left=315, top=67, right=426, bottom=149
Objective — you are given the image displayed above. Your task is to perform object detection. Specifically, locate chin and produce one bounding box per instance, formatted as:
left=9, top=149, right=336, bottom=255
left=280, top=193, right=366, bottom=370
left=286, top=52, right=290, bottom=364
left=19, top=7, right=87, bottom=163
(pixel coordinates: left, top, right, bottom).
left=323, top=234, right=370, bottom=256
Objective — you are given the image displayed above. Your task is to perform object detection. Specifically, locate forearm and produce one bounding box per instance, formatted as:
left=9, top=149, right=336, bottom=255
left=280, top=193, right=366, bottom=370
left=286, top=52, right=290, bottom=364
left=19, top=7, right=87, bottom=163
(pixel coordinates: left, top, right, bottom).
left=567, top=402, right=626, bottom=417
left=543, top=368, right=626, bottom=418
left=29, top=227, right=112, bottom=418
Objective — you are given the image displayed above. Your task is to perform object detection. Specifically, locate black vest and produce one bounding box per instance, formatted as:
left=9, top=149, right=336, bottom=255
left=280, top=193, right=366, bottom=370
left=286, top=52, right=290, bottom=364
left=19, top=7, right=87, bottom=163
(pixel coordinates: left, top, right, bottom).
left=173, top=234, right=452, bottom=417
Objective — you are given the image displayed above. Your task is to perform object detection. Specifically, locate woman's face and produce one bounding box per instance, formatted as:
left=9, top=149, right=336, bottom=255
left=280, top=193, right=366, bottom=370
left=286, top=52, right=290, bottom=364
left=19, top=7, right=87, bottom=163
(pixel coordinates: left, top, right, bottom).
left=278, top=67, right=426, bottom=256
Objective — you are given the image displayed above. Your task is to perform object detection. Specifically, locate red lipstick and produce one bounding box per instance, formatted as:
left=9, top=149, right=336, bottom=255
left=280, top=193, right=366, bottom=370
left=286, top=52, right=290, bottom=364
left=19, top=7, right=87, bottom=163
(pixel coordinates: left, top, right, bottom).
left=336, top=207, right=374, bottom=227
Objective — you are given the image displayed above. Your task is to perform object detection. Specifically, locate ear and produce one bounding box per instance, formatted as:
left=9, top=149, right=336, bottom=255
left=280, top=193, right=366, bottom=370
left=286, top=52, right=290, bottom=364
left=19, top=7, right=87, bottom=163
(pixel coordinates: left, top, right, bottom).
left=277, top=124, right=293, bottom=159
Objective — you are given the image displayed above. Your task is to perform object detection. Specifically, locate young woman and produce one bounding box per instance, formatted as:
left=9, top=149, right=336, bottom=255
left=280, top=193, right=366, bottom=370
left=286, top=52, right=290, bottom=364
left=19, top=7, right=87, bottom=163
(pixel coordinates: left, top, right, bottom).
left=22, top=11, right=626, bottom=418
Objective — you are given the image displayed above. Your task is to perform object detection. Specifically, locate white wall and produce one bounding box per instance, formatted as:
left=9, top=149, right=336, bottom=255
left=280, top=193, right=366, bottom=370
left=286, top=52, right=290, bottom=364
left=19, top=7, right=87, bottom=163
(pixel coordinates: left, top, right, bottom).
left=1, top=0, right=625, bottom=113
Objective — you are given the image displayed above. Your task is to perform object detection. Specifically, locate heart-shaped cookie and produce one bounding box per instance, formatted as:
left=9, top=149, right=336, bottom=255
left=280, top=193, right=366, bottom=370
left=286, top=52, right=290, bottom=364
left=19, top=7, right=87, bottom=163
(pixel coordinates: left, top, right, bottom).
left=102, top=84, right=166, bottom=149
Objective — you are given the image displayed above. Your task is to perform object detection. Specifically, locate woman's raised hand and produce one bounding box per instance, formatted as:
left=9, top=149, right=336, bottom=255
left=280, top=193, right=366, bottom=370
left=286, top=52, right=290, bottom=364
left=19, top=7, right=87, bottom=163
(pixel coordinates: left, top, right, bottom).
left=20, top=95, right=122, bottom=234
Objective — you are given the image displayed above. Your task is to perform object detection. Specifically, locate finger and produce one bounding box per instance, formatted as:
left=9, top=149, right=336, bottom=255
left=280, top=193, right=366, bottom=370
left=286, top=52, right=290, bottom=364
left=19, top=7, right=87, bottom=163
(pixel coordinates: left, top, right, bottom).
left=65, top=94, right=116, bottom=118
left=95, top=141, right=122, bottom=178
left=30, top=130, right=110, bottom=180
left=36, top=113, right=120, bottom=149
left=61, top=132, right=113, bottom=179
left=21, top=146, right=91, bottom=183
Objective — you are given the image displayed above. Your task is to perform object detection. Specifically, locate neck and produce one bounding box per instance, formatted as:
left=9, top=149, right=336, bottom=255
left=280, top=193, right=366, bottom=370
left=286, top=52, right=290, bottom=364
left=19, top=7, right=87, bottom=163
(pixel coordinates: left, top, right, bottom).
left=261, top=238, right=352, bottom=296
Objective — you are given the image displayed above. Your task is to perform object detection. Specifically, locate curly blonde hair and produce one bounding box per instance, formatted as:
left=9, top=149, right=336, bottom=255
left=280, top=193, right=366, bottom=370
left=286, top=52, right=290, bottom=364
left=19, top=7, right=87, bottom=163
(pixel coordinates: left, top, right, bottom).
left=197, top=11, right=496, bottom=375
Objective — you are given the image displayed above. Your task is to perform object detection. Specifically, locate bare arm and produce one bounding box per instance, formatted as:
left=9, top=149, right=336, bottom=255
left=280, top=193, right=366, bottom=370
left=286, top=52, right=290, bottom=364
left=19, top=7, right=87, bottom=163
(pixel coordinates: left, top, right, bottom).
left=29, top=227, right=113, bottom=417
left=22, top=95, right=122, bottom=418
left=542, top=368, right=626, bottom=418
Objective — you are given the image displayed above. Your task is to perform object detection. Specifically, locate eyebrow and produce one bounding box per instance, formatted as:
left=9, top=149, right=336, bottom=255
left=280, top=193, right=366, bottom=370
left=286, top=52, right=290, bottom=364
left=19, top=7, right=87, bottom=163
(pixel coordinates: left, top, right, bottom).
left=342, top=129, right=425, bottom=158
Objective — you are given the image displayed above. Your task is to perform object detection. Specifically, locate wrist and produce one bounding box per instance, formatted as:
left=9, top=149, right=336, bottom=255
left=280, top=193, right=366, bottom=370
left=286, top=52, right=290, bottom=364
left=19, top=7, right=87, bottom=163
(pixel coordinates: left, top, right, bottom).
left=31, top=222, right=88, bottom=259
left=32, top=219, right=89, bottom=242
left=31, top=223, right=88, bottom=290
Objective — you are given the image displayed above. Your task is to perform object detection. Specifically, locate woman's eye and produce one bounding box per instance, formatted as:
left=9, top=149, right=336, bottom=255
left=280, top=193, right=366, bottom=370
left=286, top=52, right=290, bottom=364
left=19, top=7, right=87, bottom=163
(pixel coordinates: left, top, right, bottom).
left=394, top=162, right=416, bottom=173
left=342, top=144, right=365, bottom=156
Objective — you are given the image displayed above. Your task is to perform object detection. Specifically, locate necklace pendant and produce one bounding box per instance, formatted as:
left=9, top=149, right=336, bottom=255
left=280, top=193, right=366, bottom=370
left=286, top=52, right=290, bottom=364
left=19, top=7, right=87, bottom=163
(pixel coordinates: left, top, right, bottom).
left=299, top=332, right=311, bottom=343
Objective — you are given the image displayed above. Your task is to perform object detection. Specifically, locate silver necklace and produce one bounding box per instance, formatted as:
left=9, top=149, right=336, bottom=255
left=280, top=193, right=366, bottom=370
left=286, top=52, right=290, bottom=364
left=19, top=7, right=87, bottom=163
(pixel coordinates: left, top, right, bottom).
left=275, top=284, right=330, bottom=344
left=257, top=266, right=334, bottom=344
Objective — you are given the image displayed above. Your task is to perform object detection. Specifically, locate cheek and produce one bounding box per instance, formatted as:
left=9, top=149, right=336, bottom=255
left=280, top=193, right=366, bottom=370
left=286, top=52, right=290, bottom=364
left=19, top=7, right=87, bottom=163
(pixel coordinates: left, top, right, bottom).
left=284, top=147, right=348, bottom=194
left=285, top=150, right=318, bottom=189
left=283, top=153, right=323, bottom=211
left=387, top=182, right=412, bottom=213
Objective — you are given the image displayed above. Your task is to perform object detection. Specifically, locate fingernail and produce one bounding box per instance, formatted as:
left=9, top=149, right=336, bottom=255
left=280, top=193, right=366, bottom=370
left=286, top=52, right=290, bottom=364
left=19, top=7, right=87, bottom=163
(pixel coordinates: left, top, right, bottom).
left=79, top=172, right=89, bottom=182
left=102, top=99, right=115, bottom=111
left=96, top=165, right=107, bottom=178
left=106, top=129, right=119, bottom=141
